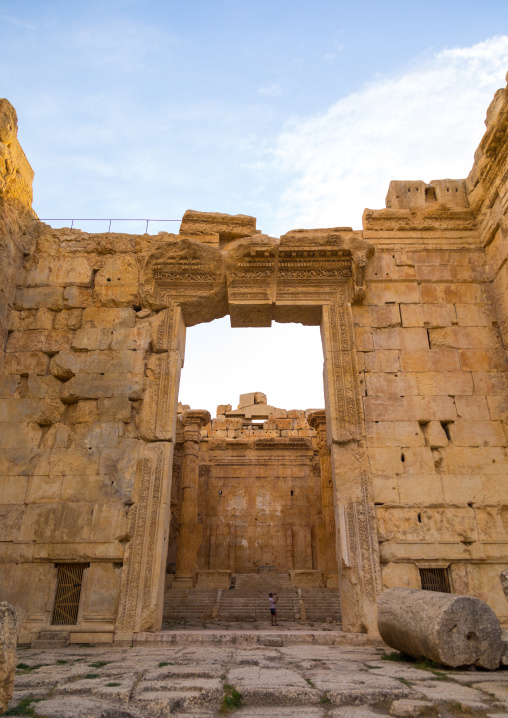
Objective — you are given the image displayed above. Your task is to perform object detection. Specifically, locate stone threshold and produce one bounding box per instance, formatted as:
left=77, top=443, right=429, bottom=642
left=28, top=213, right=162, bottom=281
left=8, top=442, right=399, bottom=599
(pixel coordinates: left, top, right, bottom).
left=134, top=629, right=385, bottom=647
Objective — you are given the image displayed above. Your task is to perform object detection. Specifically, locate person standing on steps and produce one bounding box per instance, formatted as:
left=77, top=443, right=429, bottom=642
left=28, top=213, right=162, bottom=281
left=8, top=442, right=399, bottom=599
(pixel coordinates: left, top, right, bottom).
left=268, top=592, right=278, bottom=626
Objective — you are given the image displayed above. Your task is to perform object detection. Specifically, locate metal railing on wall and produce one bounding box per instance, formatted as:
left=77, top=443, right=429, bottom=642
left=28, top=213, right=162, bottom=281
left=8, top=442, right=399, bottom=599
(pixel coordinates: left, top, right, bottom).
left=38, top=218, right=182, bottom=233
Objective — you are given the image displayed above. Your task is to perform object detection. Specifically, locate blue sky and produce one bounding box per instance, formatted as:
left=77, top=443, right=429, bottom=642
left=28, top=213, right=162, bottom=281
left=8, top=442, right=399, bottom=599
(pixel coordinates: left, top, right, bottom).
left=2, top=1, right=508, bottom=413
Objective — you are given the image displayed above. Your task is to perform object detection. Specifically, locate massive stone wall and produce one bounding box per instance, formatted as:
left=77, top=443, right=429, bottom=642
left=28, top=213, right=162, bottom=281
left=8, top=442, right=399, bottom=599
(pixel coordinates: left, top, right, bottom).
left=1, top=77, right=508, bottom=640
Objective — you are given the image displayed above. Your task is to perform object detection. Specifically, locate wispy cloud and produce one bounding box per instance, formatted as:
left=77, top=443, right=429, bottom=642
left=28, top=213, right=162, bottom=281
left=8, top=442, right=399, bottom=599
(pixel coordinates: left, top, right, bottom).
left=262, top=35, right=508, bottom=234
left=258, top=81, right=283, bottom=97
left=0, top=13, right=36, bottom=31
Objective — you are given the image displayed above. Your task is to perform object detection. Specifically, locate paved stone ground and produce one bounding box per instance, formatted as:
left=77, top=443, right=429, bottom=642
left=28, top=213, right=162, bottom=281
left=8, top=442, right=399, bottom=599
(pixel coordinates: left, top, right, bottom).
left=7, top=639, right=508, bottom=718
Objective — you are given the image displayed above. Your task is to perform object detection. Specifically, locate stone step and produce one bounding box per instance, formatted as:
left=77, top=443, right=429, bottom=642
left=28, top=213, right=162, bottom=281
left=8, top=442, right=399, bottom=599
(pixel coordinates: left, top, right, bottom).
left=136, top=629, right=384, bottom=648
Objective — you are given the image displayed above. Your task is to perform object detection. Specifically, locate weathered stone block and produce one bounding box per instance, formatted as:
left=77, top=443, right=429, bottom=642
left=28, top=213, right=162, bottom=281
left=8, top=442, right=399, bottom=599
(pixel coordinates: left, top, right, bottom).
left=60, top=374, right=144, bottom=402
left=416, top=371, right=473, bottom=396
left=53, top=308, right=83, bottom=330
left=26, top=257, right=92, bottom=287
left=420, top=282, right=484, bottom=304
left=377, top=587, right=504, bottom=669
left=50, top=350, right=144, bottom=379
left=111, top=325, right=150, bottom=351
left=71, top=327, right=112, bottom=351
left=422, top=421, right=448, bottom=448
left=455, top=395, right=490, bottom=420
left=82, top=307, right=135, bottom=328
left=365, top=373, right=419, bottom=397
left=14, top=286, right=64, bottom=310
left=398, top=473, right=444, bottom=504
left=366, top=281, right=419, bottom=304
left=448, top=420, right=506, bottom=447
left=472, top=372, right=508, bottom=395
left=65, top=400, right=99, bottom=424
left=455, top=303, right=494, bottom=326
left=372, top=327, right=429, bottom=351
left=63, top=286, right=93, bottom=308
left=94, top=256, right=139, bottom=306
left=366, top=421, right=425, bottom=447
left=364, top=350, right=400, bottom=372
left=400, top=348, right=459, bottom=372
left=364, top=396, right=434, bottom=422
left=97, top=397, right=132, bottom=422
left=459, top=347, right=508, bottom=371
left=400, top=303, right=456, bottom=328
left=0, top=602, right=17, bottom=714
left=352, top=303, right=401, bottom=327
left=429, top=326, right=502, bottom=349
left=6, top=329, right=73, bottom=354
left=3, top=351, right=49, bottom=375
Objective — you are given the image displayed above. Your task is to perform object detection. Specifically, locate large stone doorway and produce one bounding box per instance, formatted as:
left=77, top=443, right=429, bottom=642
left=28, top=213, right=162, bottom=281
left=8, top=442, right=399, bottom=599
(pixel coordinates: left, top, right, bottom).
left=114, top=211, right=382, bottom=638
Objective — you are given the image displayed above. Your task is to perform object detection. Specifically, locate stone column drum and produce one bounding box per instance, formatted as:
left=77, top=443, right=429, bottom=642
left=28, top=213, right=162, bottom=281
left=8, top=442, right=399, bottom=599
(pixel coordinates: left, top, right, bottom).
left=377, top=587, right=504, bottom=670
left=174, top=410, right=210, bottom=588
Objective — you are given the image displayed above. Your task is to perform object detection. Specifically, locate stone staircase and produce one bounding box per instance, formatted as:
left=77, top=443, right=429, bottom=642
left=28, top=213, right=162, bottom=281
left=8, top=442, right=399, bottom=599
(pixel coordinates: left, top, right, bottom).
left=300, top=588, right=342, bottom=622
left=162, top=573, right=342, bottom=624
left=218, top=572, right=299, bottom=621
left=163, top=589, right=219, bottom=622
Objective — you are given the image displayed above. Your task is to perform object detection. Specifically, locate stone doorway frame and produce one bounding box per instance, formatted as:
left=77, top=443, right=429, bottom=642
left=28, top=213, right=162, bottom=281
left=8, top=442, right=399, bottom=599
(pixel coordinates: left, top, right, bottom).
left=114, top=226, right=382, bottom=639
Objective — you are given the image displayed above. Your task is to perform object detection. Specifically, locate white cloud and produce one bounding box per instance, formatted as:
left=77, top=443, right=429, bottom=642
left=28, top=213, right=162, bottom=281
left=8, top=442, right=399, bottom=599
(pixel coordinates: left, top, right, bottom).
left=258, top=81, right=283, bottom=97
left=263, top=36, right=508, bottom=235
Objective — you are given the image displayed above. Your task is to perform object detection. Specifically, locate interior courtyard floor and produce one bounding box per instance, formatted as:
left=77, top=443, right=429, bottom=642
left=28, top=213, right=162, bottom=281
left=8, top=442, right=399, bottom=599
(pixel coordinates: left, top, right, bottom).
left=9, top=642, right=508, bottom=718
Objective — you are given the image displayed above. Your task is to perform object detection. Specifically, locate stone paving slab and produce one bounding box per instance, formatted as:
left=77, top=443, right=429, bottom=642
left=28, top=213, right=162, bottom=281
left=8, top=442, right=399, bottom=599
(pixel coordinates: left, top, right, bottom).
left=7, top=643, right=508, bottom=717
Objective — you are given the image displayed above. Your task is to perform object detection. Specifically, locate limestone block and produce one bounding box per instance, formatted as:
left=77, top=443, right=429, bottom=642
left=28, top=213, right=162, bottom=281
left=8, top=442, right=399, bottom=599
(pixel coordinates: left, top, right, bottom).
left=400, top=303, right=456, bottom=328
left=421, top=507, right=478, bottom=542
left=365, top=373, right=419, bottom=397
left=365, top=281, right=419, bottom=304
left=431, top=396, right=457, bottom=421
left=400, top=348, right=460, bottom=372
left=3, top=351, right=49, bottom=375
left=33, top=308, right=55, bottom=329
left=71, top=421, right=122, bottom=450
left=25, top=475, right=63, bottom=503
left=420, top=282, right=484, bottom=304
left=89, top=503, right=128, bottom=540
left=397, top=473, right=444, bottom=504
left=354, top=327, right=374, bottom=351
left=97, top=398, right=132, bottom=423
left=455, top=395, right=490, bottom=420
left=82, top=307, right=135, bottom=328
left=352, top=303, right=401, bottom=327
left=372, top=328, right=429, bottom=351
left=441, top=474, right=483, bottom=505
left=415, top=264, right=484, bottom=282
left=71, top=327, right=112, bottom=350
left=473, top=372, right=508, bottom=396
left=429, top=326, right=502, bottom=349
left=416, top=371, right=473, bottom=396
left=422, top=421, right=448, bottom=448
left=48, top=448, right=99, bottom=476
left=111, top=325, right=150, bottom=351
left=25, top=257, right=92, bottom=287
left=149, top=306, right=186, bottom=354
left=487, top=394, right=508, bottom=421
left=475, top=508, right=508, bottom=542
left=53, top=308, right=83, bottom=330
left=180, top=209, right=257, bottom=240
left=364, top=397, right=434, bottom=422
left=390, top=699, right=438, bottom=717
left=459, top=348, right=508, bottom=371
left=0, top=397, right=63, bottom=426
left=381, top=562, right=421, bottom=590
left=50, top=350, right=144, bottom=379
left=449, top=420, right=506, bottom=447
left=5, top=329, right=73, bottom=353
left=440, top=446, right=508, bottom=475
left=79, top=563, right=122, bottom=623
left=0, top=476, right=28, bottom=503
left=377, top=587, right=504, bottom=669
left=63, top=286, right=93, bottom=308
left=14, top=286, right=64, bottom=310
left=20, top=502, right=94, bottom=541
left=455, top=303, right=495, bottom=326
left=366, top=421, right=425, bottom=447
left=400, top=447, right=436, bottom=475
left=371, top=475, right=399, bottom=503
left=94, top=256, right=139, bottom=307
left=60, top=374, right=144, bottom=402
left=368, top=447, right=405, bottom=476
left=0, top=423, right=42, bottom=450
left=0, top=507, right=23, bottom=541
left=8, top=309, right=37, bottom=331
left=65, top=400, right=99, bottom=424
left=0, top=602, right=17, bottom=714
left=377, top=508, right=423, bottom=541
left=364, top=350, right=400, bottom=373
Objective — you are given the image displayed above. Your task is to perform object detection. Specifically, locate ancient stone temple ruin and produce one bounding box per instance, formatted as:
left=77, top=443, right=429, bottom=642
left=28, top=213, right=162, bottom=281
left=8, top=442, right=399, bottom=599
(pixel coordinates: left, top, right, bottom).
left=1, top=77, right=508, bottom=644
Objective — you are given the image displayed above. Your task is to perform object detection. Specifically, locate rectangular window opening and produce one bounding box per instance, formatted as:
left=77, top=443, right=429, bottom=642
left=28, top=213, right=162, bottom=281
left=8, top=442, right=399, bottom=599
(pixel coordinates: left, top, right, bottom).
left=51, top=563, right=89, bottom=625
left=419, top=567, right=451, bottom=593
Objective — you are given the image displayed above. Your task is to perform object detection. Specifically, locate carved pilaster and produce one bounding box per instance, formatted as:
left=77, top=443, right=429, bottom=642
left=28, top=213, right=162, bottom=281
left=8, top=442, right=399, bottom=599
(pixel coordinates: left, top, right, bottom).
left=174, top=409, right=210, bottom=588
left=115, top=441, right=173, bottom=637
left=321, top=297, right=382, bottom=633
left=308, top=410, right=338, bottom=586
